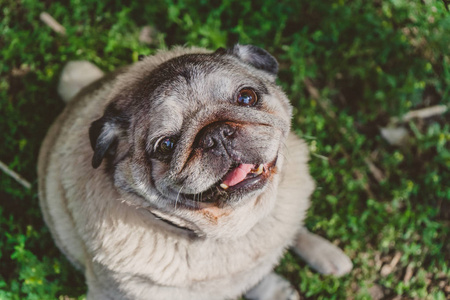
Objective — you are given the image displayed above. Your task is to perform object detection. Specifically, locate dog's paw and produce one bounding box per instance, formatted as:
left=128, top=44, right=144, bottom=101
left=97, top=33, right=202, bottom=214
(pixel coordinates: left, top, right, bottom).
left=58, top=61, right=104, bottom=103
left=245, top=272, right=300, bottom=300
left=292, top=229, right=353, bottom=277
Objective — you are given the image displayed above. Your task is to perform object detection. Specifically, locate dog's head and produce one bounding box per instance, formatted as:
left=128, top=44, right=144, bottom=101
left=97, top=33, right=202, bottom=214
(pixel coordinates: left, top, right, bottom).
left=89, top=45, right=292, bottom=238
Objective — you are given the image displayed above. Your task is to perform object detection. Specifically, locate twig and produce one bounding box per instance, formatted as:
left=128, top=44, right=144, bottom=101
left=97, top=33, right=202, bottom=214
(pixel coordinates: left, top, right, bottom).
left=311, top=152, right=329, bottom=161
left=380, top=251, right=402, bottom=276
left=11, top=66, right=31, bottom=77
left=393, top=104, right=448, bottom=123
left=364, top=158, right=385, bottom=183
left=304, top=78, right=350, bottom=139
left=403, top=264, right=414, bottom=283
left=353, top=169, right=375, bottom=200
left=0, top=160, right=31, bottom=189
left=390, top=251, right=402, bottom=268
left=40, top=12, right=66, bottom=35
left=303, top=78, right=377, bottom=199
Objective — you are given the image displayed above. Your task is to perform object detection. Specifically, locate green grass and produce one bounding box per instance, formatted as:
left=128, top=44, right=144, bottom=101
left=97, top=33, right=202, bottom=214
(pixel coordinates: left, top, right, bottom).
left=1, top=0, right=449, bottom=299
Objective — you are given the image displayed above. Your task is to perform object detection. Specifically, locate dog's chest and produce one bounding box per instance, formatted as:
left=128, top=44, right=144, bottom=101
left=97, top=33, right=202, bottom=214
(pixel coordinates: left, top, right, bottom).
left=89, top=212, right=289, bottom=288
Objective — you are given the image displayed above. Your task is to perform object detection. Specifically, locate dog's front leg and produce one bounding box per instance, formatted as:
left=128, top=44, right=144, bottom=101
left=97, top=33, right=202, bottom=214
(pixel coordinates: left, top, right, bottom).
left=244, top=272, right=300, bottom=300
left=291, top=228, right=353, bottom=277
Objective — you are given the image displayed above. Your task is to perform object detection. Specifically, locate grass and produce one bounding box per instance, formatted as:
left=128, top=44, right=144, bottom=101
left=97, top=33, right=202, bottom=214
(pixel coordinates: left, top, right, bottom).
left=1, top=0, right=449, bottom=299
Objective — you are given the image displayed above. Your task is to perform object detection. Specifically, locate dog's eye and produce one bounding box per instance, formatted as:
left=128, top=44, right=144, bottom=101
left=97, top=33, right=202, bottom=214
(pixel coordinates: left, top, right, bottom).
left=157, top=137, right=176, bottom=155
left=237, top=88, right=257, bottom=106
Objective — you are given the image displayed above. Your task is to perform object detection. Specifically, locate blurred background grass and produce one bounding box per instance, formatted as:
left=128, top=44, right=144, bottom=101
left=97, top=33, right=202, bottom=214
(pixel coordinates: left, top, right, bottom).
left=0, top=0, right=449, bottom=299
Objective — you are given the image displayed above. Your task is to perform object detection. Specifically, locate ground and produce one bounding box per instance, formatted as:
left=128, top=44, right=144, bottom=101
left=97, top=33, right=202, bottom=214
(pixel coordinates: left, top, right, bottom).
left=0, top=0, right=449, bottom=299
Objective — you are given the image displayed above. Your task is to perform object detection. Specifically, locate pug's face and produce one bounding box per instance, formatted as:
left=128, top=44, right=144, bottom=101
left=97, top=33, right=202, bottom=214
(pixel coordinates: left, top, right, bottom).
left=89, top=45, right=292, bottom=238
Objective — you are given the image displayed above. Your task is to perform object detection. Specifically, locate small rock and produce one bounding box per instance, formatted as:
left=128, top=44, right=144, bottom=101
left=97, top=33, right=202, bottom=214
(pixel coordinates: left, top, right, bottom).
left=380, top=126, right=409, bottom=146
left=380, top=264, right=392, bottom=277
left=368, top=284, right=384, bottom=300
left=139, top=26, right=158, bottom=45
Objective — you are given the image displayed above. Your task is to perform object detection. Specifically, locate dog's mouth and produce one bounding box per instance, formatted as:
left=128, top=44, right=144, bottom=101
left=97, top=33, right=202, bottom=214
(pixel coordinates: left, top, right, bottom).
left=180, top=156, right=278, bottom=207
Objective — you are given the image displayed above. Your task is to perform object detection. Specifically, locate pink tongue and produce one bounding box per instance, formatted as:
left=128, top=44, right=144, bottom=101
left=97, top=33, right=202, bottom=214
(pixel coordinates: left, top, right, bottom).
left=222, top=164, right=254, bottom=187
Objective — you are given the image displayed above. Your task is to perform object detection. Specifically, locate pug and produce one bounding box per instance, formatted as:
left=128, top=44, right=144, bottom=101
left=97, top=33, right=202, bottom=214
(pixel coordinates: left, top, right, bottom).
left=38, top=45, right=352, bottom=300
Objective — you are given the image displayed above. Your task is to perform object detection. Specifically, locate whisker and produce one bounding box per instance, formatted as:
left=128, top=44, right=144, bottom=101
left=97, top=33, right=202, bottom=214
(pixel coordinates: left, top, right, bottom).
left=175, top=184, right=185, bottom=210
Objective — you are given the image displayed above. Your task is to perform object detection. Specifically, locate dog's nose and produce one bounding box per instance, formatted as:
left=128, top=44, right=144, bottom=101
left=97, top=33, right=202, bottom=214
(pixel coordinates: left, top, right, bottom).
left=197, top=123, right=236, bottom=152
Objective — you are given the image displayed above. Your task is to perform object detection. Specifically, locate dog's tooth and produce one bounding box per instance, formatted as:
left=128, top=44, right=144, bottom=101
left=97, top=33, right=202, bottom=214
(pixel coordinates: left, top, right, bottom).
left=254, top=164, right=264, bottom=175
left=220, top=183, right=229, bottom=190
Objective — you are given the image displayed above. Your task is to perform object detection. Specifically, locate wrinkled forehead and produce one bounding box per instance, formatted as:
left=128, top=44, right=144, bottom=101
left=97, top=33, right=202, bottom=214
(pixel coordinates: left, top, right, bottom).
left=135, top=54, right=267, bottom=136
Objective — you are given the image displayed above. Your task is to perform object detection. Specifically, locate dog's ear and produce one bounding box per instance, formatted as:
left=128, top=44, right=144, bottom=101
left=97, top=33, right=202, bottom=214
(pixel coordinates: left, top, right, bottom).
left=89, top=104, right=128, bottom=169
left=225, top=44, right=279, bottom=76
